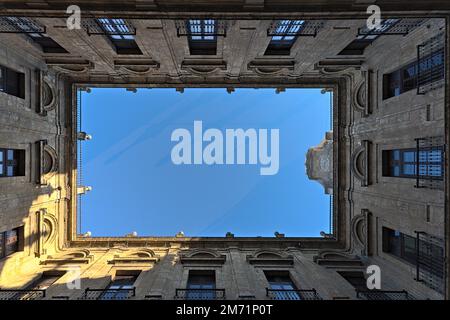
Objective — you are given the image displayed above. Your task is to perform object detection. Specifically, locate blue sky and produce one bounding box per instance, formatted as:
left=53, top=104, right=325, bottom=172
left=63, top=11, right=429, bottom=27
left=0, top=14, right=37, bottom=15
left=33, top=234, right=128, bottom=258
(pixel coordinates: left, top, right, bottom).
left=80, top=88, right=331, bottom=237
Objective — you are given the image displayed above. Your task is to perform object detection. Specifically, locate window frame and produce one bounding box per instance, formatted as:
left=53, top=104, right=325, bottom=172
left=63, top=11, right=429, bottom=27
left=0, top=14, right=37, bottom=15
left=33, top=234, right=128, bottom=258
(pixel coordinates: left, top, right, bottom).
left=186, top=19, right=218, bottom=55
left=95, top=18, right=142, bottom=55
left=3, top=17, right=68, bottom=54
left=0, top=148, right=26, bottom=177
left=382, top=147, right=444, bottom=180
left=186, top=270, right=217, bottom=300
left=0, top=65, right=25, bottom=99
left=0, top=227, right=24, bottom=259
left=265, top=20, right=305, bottom=56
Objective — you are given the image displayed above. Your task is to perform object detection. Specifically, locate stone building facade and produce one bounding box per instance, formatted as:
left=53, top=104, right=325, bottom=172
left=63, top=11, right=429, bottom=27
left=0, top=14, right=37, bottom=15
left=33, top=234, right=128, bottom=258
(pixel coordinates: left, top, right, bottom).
left=0, top=0, right=448, bottom=300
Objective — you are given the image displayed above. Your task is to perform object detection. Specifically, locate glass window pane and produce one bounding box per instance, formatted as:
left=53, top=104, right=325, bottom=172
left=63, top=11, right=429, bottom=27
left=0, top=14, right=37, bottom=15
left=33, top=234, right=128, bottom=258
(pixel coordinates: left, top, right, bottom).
left=7, top=149, right=14, bottom=160
left=7, top=166, right=13, bottom=176
left=0, top=233, right=4, bottom=258
left=402, top=164, right=416, bottom=175
left=5, top=229, right=18, bottom=256
left=403, top=151, right=416, bottom=162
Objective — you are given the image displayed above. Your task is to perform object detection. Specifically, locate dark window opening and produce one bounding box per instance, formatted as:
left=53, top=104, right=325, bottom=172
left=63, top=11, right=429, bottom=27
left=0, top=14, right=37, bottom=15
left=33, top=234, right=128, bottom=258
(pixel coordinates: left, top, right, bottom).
left=187, top=19, right=217, bottom=55
left=383, top=48, right=444, bottom=99
left=265, top=271, right=300, bottom=300
left=338, top=39, right=374, bottom=55
left=382, top=227, right=444, bottom=279
left=27, top=271, right=65, bottom=290
left=382, top=227, right=417, bottom=265
left=4, top=17, right=67, bottom=53
left=0, top=227, right=24, bottom=259
left=265, top=20, right=304, bottom=56
left=186, top=270, right=216, bottom=299
left=100, top=271, right=139, bottom=300
left=0, top=148, right=26, bottom=177
left=382, top=147, right=443, bottom=179
left=339, top=19, right=400, bottom=55
left=338, top=271, right=367, bottom=291
left=0, top=65, right=25, bottom=99
left=96, top=18, right=142, bottom=55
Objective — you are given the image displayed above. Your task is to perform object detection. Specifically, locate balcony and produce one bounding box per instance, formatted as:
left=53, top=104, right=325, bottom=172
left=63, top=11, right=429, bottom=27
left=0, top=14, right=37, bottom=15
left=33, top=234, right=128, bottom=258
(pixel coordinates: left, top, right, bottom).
left=415, top=231, right=445, bottom=294
left=266, top=288, right=322, bottom=300
left=0, top=289, right=46, bottom=300
left=174, top=289, right=226, bottom=300
left=356, top=290, right=414, bottom=300
left=79, top=288, right=136, bottom=300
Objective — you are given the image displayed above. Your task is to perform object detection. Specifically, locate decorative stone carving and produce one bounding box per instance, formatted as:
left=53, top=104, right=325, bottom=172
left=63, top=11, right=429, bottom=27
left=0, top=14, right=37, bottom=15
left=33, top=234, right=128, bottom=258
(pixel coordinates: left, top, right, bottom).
left=351, top=140, right=371, bottom=187
left=352, top=70, right=372, bottom=116
left=45, top=58, right=93, bottom=74
left=36, top=209, right=58, bottom=257
left=180, top=249, right=226, bottom=266
left=315, top=58, right=364, bottom=76
left=313, top=250, right=363, bottom=268
left=35, top=140, right=58, bottom=185
left=351, top=209, right=372, bottom=256
left=108, top=248, right=160, bottom=265
left=306, top=131, right=333, bottom=194
left=247, top=59, right=295, bottom=75
left=114, top=59, right=160, bottom=75
left=41, top=249, right=93, bottom=265
left=246, top=250, right=294, bottom=266
left=181, top=59, right=227, bottom=75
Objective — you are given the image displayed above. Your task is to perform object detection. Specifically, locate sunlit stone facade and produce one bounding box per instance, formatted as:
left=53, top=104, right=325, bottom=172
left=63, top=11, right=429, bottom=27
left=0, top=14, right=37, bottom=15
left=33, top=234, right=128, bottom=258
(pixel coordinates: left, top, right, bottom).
left=0, top=0, right=448, bottom=300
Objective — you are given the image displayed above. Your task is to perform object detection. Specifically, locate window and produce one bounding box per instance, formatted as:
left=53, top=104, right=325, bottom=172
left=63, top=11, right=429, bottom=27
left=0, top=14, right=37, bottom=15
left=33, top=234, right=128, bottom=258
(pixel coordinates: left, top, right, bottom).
left=383, top=61, right=417, bottom=99
left=186, top=20, right=217, bottom=55
left=186, top=270, right=216, bottom=299
left=96, top=18, right=142, bottom=55
left=338, top=271, right=368, bottom=291
left=0, top=65, right=25, bottom=99
left=382, top=147, right=443, bottom=179
left=382, top=228, right=417, bottom=265
left=265, top=271, right=300, bottom=300
left=0, top=148, right=26, bottom=177
left=0, top=227, right=23, bottom=259
left=4, top=17, right=67, bottom=53
left=100, top=272, right=138, bottom=300
left=383, top=49, right=444, bottom=99
left=27, top=272, right=65, bottom=290
left=339, top=19, right=399, bottom=55
left=265, top=20, right=304, bottom=55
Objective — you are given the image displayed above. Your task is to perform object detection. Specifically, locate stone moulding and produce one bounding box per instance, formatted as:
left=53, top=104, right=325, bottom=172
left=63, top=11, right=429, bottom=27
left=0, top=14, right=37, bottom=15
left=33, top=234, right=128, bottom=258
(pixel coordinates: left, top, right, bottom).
left=45, top=58, right=93, bottom=74
left=352, top=70, right=372, bottom=117
left=108, top=249, right=160, bottom=265
left=113, top=59, right=160, bottom=75
left=35, top=140, right=58, bottom=186
left=351, top=140, right=372, bottom=187
left=246, top=250, right=294, bottom=267
left=247, top=59, right=295, bottom=75
left=313, top=251, right=363, bottom=269
left=40, top=250, right=94, bottom=265
left=180, top=249, right=226, bottom=266
left=351, top=209, right=372, bottom=256
left=37, top=71, right=57, bottom=115
left=181, top=59, right=227, bottom=75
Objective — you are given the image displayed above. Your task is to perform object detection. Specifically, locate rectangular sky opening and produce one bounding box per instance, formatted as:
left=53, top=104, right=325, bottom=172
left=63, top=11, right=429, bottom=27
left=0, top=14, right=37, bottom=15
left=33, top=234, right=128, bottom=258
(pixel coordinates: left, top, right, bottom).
left=79, top=87, right=332, bottom=237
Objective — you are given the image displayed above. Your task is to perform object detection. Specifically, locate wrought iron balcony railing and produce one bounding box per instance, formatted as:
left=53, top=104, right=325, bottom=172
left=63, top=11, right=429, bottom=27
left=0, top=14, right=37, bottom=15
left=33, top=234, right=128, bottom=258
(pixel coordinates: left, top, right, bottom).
left=356, top=290, right=414, bottom=300
left=266, top=288, right=322, bottom=300
left=415, top=232, right=445, bottom=294
left=174, top=289, right=226, bottom=300
left=417, top=32, right=445, bottom=94
left=79, top=288, right=136, bottom=300
left=0, top=289, right=46, bottom=300
left=415, top=136, right=445, bottom=190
